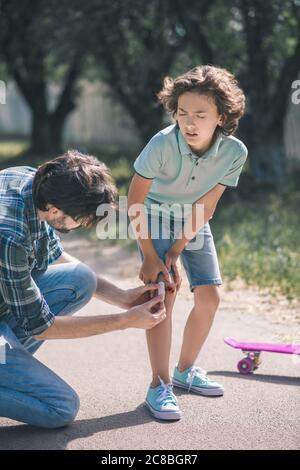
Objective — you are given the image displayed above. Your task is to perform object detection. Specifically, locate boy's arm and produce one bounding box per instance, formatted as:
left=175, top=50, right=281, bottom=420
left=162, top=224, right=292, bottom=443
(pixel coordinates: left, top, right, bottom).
left=169, top=184, right=226, bottom=255
left=128, top=173, right=173, bottom=286
left=127, top=173, right=157, bottom=258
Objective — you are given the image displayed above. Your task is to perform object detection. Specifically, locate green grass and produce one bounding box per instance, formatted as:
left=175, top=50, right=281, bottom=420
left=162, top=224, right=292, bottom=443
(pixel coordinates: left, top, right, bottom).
left=211, top=192, right=300, bottom=301
left=0, top=139, right=28, bottom=160
left=1, top=139, right=299, bottom=301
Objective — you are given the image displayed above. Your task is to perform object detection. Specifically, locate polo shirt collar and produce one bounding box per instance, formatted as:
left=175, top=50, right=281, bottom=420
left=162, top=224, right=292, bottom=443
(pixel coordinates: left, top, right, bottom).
left=177, top=127, right=223, bottom=160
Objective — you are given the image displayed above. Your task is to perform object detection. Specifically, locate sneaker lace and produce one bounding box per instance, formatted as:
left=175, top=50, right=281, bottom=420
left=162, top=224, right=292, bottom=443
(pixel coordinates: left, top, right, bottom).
left=156, top=376, right=177, bottom=405
left=186, top=366, right=208, bottom=392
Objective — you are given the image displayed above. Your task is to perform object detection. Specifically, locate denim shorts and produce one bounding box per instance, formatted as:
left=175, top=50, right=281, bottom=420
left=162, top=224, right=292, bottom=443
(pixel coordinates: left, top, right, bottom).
left=138, top=215, right=223, bottom=292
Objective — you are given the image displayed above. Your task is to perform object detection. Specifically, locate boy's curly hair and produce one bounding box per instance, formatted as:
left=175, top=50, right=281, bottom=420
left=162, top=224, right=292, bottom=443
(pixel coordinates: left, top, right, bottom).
left=157, top=65, right=245, bottom=136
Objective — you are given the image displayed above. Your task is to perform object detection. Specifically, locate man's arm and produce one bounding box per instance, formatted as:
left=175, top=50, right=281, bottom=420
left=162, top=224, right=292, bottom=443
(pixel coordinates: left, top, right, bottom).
left=54, top=249, right=147, bottom=308
left=0, top=237, right=55, bottom=337
left=93, top=276, right=133, bottom=308
left=54, top=251, right=80, bottom=264
left=54, top=250, right=128, bottom=305
left=0, top=238, right=166, bottom=342
left=34, top=295, right=166, bottom=340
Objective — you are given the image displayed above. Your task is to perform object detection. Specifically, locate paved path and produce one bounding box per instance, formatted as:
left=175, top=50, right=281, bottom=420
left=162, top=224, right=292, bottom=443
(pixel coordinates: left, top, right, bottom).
left=0, top=240, right=299, bottom=450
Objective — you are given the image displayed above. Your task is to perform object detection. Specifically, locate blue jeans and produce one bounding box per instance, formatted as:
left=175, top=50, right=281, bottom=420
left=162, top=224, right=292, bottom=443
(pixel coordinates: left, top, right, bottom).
left=0, top=262, right=97, bottom=428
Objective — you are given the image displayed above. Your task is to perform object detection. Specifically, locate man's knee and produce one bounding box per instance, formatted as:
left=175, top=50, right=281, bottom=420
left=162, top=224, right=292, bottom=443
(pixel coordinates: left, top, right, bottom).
left=58, top=389, right=80, bottom=428
left=43, top=389, right=80, bottom=429
left=74, top=262, right=97, bottom=298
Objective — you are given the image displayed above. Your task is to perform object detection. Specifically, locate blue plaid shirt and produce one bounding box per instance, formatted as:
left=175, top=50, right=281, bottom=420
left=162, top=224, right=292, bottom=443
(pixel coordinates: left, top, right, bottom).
left=0, top=166, right=64, bottom=337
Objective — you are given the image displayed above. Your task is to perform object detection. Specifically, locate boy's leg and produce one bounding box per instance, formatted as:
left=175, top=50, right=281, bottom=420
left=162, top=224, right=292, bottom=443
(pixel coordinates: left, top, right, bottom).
left=177, top=223, right=222, bottom=371
left=140, top=215, right=177, bottom=387
left=177, top=285, right=220, bottom=371
left=0, top=321, right=80, bottom=428
left=146, top=289, right=177, bottom=387
left=18, top=262, right=97, bottom=354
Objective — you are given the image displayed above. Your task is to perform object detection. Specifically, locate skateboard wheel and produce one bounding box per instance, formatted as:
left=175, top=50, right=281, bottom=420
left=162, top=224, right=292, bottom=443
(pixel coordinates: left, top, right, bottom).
left=237, top=358, right=255, bottom=374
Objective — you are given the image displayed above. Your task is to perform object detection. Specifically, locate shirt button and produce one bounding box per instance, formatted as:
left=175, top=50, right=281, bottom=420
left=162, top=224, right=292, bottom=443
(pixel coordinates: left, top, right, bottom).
left=191, top=176, right=195, bottom=180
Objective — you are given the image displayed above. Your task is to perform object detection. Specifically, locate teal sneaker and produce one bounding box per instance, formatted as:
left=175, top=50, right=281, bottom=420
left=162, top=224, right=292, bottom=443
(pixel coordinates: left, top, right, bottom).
left=145, top=377, right=182, bottom=420
left=172, top=365, right=224, bottom=396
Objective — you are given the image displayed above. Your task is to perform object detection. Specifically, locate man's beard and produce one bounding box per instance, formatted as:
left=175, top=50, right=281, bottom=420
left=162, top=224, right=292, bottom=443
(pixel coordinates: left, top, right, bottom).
left=47, top=215, right=71, bottom=234
left=54, top=227, right=71, bottom=234
left=48, top=222, right=71, bottom=234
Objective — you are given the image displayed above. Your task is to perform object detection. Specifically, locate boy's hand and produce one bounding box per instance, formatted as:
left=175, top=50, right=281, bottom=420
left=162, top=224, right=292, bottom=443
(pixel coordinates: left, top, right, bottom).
left=139, top=255, right=175, bottom=291
left=165, top=250, right=182, bottom=291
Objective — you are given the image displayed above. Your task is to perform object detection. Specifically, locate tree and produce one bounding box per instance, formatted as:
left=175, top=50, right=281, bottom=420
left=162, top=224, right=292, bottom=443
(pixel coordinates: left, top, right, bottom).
left=171, top=0, right=300, bottom=185
left=82, top=0, right=187, bottom=142
left=237, top=0, right=300, bottom=185
left=0, top=0, right=84, bottom=157
left=1, top=0, right=299, bottom=183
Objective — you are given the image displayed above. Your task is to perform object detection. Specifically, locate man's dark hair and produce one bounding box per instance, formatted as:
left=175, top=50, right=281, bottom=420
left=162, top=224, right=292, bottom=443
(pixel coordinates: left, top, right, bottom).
left=32, top=150, right=118, bottom=227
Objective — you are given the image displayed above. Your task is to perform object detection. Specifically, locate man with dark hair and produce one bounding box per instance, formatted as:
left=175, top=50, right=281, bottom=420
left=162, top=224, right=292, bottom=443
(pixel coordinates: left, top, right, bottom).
left=0, top=152, right=165, bottom=429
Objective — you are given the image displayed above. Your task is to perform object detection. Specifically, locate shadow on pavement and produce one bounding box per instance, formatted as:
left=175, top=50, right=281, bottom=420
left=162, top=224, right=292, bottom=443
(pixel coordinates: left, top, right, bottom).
left=0, top=403, right=174, bottom=450
left=209, top=371, right=300, bottom=386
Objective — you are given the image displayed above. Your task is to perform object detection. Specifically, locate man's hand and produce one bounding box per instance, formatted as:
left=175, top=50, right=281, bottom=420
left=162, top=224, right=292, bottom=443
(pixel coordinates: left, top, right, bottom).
left=121, top=283, right=162, bottom=309
left=126, top=295, right=166, bottom=329
left=34, top=294, right=167, bottom=340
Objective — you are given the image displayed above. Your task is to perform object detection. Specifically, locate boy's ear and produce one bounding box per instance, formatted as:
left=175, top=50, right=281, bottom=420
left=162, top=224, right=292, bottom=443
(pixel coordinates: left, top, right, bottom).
left=219, top=114, right=226, bottom=126
left=174, top=106, right=180, bottom=121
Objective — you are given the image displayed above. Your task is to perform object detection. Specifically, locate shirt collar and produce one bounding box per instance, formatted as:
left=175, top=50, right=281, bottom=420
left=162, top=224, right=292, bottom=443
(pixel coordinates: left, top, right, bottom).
left=177, top=127, right=223, bottom=160
left=22, top=177, right=45, bottom=241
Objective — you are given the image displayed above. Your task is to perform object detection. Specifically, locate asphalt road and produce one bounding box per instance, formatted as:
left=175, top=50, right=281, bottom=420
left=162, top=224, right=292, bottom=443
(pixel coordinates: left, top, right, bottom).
left=0, top=276, right=299, bottom=450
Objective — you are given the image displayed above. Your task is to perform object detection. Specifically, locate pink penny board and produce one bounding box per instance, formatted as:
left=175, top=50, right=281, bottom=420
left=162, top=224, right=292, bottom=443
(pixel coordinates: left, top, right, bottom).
left=224, top=337, right=300, bottom=374
left=224, top=337, right=300, bottom=355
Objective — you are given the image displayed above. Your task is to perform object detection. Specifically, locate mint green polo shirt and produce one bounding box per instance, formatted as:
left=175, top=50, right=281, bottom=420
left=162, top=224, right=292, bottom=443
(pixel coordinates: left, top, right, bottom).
left=133, top=124, right=248, bottom=219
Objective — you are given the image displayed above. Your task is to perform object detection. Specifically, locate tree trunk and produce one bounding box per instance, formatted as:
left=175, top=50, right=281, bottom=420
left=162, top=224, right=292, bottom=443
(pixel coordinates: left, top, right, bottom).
left=250, top=139, right=286, bottom=186
left=241, top=117, right=287, bottom=187
left=14, top=58, right=80, bottom=159
left=30, top=112, right=64, bottom=158
left=50, top=115, right=65, bottom=155
left=30, top=114, right=50, bottom=156
left=134, top=106, right=165, bottom=143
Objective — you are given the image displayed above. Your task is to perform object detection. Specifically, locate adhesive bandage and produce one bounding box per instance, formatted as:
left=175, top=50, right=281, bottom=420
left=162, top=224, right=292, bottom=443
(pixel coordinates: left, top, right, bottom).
left=157, top=281, right=165, bottom=301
